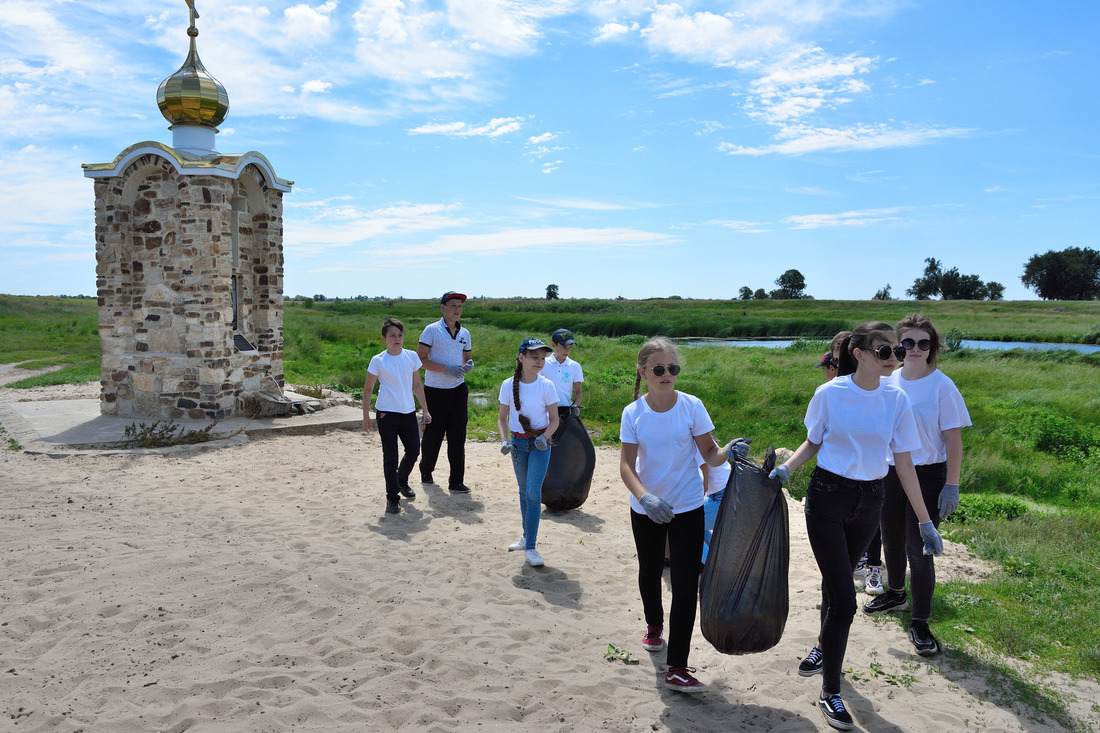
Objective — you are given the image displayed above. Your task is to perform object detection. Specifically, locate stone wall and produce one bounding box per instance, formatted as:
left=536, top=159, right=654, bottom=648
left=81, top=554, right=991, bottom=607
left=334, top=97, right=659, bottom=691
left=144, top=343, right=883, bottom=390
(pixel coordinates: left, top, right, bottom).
left=93, top=154, right=284, bottom=419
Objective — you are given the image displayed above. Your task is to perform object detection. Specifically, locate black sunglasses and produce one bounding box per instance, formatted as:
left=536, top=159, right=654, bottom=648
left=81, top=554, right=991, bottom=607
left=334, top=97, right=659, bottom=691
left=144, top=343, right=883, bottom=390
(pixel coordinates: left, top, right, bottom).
left=649, top=363, right=681, bottom=376
left=865, top=343, right=907, bottom=361
left=901, top=337, right=932, bottom=351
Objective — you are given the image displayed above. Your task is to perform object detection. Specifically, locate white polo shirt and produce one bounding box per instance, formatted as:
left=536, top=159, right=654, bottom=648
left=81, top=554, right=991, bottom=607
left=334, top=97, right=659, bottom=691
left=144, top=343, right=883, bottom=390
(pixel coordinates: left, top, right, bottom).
left=539, top=355, right=584, bottom=406
left=419, top=317, right=472, bottom=389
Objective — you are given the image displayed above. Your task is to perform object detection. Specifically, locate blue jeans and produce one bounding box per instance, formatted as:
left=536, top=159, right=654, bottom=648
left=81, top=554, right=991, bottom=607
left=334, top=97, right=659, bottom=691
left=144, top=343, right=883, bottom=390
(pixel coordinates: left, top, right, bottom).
left=510, top=435, right=551, bottom=550
left=804, top=466, right=885, bottom=694
left=702, top=490, right=724, bottom=564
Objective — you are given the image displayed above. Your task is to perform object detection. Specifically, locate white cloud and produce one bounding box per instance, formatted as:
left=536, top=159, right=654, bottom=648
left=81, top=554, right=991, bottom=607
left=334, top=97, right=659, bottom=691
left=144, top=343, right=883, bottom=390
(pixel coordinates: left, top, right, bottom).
left=285, top=201, right=469, bottom=256
left=984, top=185, right=1004, bottom=193
left=641, top=4, right=782, bottom=67
left=514, top=196, right=632, bottom=210
left=301, top=79, right=333, bottom=94
left=594, top=21, right=633, bottom=42
left=282, top=2, right=337, bottom=43
left=408, top=117, right=524, bottom=137
left=719, top=123, right=971, bottom=155
left=528, top=132, right=557, bottom=144
left=710, top=219, right=771, bottom=233
left=785, top=207, right=911, bottom=229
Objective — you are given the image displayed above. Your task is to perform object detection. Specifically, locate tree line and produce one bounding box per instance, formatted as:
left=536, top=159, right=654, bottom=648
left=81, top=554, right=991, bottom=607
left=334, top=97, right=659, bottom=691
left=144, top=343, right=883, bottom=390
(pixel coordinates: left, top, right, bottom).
left=734, top=247, right=1099, bottom=301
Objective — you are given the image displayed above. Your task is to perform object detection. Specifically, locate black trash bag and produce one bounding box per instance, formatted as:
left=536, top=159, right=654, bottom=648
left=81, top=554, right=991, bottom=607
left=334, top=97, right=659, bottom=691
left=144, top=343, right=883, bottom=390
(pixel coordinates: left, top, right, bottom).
left=699, top=445, right=789, bottom=655
left=542, top=408, right=596, bottom=511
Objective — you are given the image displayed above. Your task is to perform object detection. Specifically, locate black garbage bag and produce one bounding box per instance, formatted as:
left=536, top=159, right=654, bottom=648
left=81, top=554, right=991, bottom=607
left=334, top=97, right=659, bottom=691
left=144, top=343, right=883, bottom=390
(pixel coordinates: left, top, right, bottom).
left=542, top=408, right=596, bottom=511
left=699, top=445, right=789, bottom=655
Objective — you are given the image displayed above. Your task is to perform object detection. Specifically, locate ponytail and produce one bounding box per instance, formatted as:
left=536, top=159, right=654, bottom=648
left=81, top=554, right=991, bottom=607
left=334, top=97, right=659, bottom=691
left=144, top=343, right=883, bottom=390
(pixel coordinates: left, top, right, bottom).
left=633, top=371, right=642, bottom=401
left=512, top=359, right=534, bottom=433
left=837, top=335, right=857, bottom=376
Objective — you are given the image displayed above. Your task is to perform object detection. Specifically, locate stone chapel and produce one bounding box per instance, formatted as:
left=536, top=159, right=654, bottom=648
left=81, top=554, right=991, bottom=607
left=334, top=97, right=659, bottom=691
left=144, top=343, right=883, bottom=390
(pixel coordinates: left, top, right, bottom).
left=82, top=3, right=293, bottom=420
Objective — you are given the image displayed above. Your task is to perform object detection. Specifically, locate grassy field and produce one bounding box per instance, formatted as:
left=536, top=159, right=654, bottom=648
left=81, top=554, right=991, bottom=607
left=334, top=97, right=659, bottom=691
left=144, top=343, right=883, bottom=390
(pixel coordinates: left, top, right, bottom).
left=3, top=293, right=1100, bottom=723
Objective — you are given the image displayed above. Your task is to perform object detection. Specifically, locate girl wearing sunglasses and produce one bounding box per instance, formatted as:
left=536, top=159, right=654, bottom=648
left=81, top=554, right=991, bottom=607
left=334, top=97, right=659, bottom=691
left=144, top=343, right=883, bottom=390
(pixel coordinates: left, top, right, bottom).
left=766, top=321, right=944, bottom=731
left=619, top=337, right=734, bottom=694
left=864, top=314, right=971, bottom=659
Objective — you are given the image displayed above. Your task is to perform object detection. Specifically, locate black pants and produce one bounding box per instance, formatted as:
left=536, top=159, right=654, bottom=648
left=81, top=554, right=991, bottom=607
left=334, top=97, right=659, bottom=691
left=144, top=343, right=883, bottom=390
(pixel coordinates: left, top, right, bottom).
left=630, top=506, right=704, bottom=669
left=377, top=410, right=420, bottom=501
left=804, top=467, right=885, bottom=694
left=419, top=383, right=468, bottom=489
left=881, top=462, right=945, bottom=621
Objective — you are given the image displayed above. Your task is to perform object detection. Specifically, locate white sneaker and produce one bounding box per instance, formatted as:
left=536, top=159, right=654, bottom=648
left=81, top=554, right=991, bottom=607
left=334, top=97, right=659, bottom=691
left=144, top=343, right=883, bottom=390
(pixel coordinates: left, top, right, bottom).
left=525, top=549, right=545, bottom=567
left=865, top=566, right=884, bottom=595
left=508, top=535, right=525, bottom=552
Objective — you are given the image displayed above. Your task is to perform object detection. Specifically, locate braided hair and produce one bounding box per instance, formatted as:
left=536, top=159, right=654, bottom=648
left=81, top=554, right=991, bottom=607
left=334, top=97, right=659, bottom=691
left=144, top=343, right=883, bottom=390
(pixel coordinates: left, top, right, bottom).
left=633, top=337, right=680, bottom=400
left=512, top=358, right=535, bottom=434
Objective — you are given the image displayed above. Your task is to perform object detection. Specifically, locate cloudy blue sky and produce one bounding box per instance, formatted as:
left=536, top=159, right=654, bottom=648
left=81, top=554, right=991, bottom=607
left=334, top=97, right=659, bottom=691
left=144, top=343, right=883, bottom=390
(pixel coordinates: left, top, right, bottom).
left=2, top=0, right=1097, bottom=300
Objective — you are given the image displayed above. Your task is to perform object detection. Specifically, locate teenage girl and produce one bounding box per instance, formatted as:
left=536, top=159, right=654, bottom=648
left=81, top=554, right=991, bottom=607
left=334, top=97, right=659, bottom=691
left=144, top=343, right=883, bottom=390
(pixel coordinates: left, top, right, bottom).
left=619, top=337, right=736, bottom=694
left=768, top=321, right=944, bottom=731
left=363, top=318, right=431, bottom=515
left=498, top=338, right=560, bottom=567
left=863, top=314, right=971, bottom=658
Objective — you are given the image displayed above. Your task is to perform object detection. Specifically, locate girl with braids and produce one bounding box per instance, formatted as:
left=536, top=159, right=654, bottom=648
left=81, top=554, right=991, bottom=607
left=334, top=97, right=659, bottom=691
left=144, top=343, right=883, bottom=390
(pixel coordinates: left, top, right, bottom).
left=619, top=337, right=737, bottom=694
left=864, top=313, right=971, bottom=659
left=768, top=321, right=944, bottom=731
left=497, top=338, right=560, bottom=567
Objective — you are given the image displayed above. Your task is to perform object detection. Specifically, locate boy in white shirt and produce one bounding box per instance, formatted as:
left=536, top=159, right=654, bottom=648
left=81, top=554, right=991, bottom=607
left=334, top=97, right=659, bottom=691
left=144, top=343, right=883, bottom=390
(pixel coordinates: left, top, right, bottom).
left=539, top=328, right=584, bottom=418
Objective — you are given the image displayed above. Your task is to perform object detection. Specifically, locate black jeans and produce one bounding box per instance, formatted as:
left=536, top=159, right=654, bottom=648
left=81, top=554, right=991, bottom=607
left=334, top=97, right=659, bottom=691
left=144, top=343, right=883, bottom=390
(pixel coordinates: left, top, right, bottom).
left=804, top=466, right=885, bottom=694
left=881, top=462, right=946, bottom=621
left=377, top=410, right=420, bottom=501
left=630, top=506, right=704, bottom=669
left=419, top=383, right=468, bottom=488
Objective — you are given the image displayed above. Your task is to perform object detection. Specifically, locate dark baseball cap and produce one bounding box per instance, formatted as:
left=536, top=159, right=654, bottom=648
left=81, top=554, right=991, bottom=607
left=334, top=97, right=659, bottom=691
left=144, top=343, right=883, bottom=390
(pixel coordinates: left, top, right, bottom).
left=440, top=291, right=467, bottom=304
left=815, top=352, right=837, bottom=369
left=551, top=329, right=575, bottom=346
left=518, top=337, right=552, bottom=356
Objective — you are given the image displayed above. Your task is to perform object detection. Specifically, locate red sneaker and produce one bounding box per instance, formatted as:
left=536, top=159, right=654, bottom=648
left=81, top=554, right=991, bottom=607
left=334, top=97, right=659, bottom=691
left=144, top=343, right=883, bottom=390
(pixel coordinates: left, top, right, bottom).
left=642, top=624, right=665, bottom=652
left=664, top=666, right=706, bottom=693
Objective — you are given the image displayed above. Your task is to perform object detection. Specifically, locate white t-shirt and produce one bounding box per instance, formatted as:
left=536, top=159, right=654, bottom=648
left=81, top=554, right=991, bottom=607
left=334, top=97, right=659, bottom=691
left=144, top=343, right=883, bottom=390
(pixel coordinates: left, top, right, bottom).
left=540, top=356, right=584, bottom=406
left=368, top=349, right=423, bottom=414
left=620, top=391, right=714, bottom=514
left=419, top=318, right=472, bottom=389
left=498, top=375, right=558, bottom=433
left=703, top=455, right=732, bottom=497
left=805, top=375, right=921, bottom=481
left=885, top=369, right=971, bottom=466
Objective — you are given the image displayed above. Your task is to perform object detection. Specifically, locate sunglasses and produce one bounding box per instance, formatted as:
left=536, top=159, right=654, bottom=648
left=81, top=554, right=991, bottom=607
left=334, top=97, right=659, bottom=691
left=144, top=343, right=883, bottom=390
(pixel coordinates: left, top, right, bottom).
left=648, top=363, right=682, bottom=376
left=865, top=343, right=907, bottom=361
left=901, top=337, right=932, bottom=351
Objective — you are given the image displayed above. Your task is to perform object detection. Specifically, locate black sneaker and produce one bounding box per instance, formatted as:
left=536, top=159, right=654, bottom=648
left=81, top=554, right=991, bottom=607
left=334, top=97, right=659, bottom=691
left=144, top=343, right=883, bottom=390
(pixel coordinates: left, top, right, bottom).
left=818, top=692, right=854, bottom=730
left=399, top=483, right=416, bottom=499
left=909, top=620, right=940, bottom=657
left=798, top=646, right=823, bottom=677
left=448, top=484, right=471, bottom=493
left=863, top=588, right=908, bottom=614
left=420, top=472, right=434, bottom=484
left=385, top=498, right=400, bottom=514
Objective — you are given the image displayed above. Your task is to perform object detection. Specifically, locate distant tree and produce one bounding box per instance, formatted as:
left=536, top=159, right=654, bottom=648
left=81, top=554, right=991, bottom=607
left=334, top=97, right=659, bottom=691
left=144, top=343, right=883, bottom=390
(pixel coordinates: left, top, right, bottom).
left=753, top=288, right=768, bottom=300
left=302, top=297, right=314, bottom=308
left=313, top=293, right=327, bottom=302
left=986, top=281, right=1005, bottom=301
left=738, top=286, right=753, bottom=300
left=774, top=269, right=807, bottom=299
left=872, top=284, right=893, bottom=301
left=545, top=283, right=560, bottom=300
left=906, top=258, right=943, bottom=300
left=1021, top=247, right=1100, bottom=300
left=939, top=268, right=988, bottom=300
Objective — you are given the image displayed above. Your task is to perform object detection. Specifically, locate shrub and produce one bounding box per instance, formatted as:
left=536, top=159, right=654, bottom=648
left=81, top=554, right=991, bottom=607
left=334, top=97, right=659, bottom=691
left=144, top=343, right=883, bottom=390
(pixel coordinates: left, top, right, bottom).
left=947, top=494, right=1029, bottom=524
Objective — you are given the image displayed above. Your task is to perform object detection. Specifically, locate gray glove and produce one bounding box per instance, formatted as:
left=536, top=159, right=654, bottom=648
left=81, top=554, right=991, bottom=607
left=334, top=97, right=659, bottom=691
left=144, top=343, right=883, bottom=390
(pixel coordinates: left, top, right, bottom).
left=938, top=483, right=960, bottom=518
left=500, top=439, right=512, bottom=455
left=569, top=405, right=580, bottom=418
left=445, top=363, right=466, bottom=378
left=638, top=492, right=674, bottom=524
left=919, top=521, right=944, bottom=556
left=768, top=464, right=791, bottom=485
left=534, top=434, right=549, bottom=451
left=462, top=359, right=475, bottom=374
left=722, top=437, right=751, bottom=462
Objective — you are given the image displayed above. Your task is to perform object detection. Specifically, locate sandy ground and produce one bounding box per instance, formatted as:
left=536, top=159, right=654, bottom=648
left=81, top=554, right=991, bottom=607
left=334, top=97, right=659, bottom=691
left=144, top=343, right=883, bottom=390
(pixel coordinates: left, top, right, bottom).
left=1, top=381, right=1096, bottom=732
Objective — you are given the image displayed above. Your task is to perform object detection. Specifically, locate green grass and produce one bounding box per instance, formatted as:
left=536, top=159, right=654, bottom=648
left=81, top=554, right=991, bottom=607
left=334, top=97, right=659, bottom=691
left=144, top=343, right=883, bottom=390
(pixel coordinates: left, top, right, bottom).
left=3, top=293, right=1100, bottom=705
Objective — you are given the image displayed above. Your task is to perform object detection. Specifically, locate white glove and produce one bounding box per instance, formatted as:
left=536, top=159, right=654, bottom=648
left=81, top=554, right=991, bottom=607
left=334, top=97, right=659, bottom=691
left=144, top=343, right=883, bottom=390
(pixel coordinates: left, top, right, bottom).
left=768, top=464, right=791, bottom=485
left=462, top=359, right=475, bottom=374
left=500, top=439, right=512, bottom=455
left=638, top=492, right=674, bottom=523
left=445, top=363, right=465, bottom=378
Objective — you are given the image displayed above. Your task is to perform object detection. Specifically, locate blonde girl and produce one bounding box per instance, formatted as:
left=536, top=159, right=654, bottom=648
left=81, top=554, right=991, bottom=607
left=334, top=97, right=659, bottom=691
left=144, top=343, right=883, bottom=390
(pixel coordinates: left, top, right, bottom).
left=864, top=314, right=971, bottom=658
left=498, top=338, right=560, bottom=567
left=619, top=337, right=734, bottom=694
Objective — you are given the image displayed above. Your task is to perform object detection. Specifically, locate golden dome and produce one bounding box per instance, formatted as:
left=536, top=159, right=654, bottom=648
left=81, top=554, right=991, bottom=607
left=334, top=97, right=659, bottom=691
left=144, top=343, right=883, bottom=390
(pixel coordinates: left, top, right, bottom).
left=156, top=15, right=229, bottom=129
